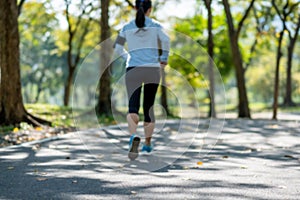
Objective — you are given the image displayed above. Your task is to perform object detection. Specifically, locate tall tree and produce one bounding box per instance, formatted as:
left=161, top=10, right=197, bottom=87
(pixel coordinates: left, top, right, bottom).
left=245, top=4, right=272, bottom=70
left=19, top=1, right=63, bottom=104
left=204, top=0, right=216, bottom=117
left=222, top=0, right=255, bottom=118
left=0, top=0, right=49, bottom=126
left=18, top=0, right=26, bottom=15
left=284, top=15, right=300, bottom=106
left=97, top=0, right=112, bottom=116
left=283, top=4, right=300, bottom=106
left=63, top=0, right=94, bottom=106
left=272, top=0, right=299, bottom=119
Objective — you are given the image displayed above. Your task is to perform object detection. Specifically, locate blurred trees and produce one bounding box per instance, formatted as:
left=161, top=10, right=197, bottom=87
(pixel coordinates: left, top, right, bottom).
left=0, top=0, right=299, bottom=125
left=171, top=6, right=233, bottom=117
left=271, top=0, right=300, bottom=119
left=0, top=0, right=27, bottom=125
left=222, top=0, right=255, bottom=118
left=97, top=0, right=112, bottom=116
left=0, top=0, right=49, bottom=125
left=63, top=0, right=97, bottom=106
left=272, top=0, right=300, bottom=107
left=204, top=0, right=216, bottom=117
left=19, top=1, right=62, bottom=103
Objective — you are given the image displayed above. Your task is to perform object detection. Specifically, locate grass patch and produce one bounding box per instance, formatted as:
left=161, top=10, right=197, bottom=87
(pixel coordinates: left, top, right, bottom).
left=0, top=125, right=15, bottom=134
left=25, top=104, right=124, bottom=128
left=279, top=106, right=300, bottom=112
left=25, top=104, right=75, bottom=127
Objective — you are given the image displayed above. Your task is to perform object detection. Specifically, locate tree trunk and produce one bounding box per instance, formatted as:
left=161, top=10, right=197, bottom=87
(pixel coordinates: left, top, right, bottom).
left=283, top=17, right=300, bottom=107
left=64, top=66, right=75, bottom=106
left=63, top=19, right=75, bottom=107
left=0, top=0, right=25, bottom=124
left=160, top=68, right=171, bottom=116
left=0, top=0, right=49, bottom=126
left=34, top=68, right=46, bottom=103
left=231, top=37, right=251, bottom=118
left=205, top=0, right=216, bottom=118
left=97, top=0, right=112, bottom=116
left=63, top=0, right=93, bottom=106
left=271, top=0, right=299, bottom=117
left=223, top=0, right=251, bottom=118
left=283, top=43, right=295, bottom=106
left=272, top=30, right=284, bottom=120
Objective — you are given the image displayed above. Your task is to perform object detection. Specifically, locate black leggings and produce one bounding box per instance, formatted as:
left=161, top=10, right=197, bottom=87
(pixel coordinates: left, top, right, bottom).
left=125, top=67, right=161, bottom=122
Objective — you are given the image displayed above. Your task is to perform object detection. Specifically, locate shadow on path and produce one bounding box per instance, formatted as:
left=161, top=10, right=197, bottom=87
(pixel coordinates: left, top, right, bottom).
left=0, top=118, right=299, bottom=199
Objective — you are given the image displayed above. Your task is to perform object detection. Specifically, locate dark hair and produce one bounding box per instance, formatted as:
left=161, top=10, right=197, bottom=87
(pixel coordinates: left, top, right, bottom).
left=135, top=0, right=152, bottom=28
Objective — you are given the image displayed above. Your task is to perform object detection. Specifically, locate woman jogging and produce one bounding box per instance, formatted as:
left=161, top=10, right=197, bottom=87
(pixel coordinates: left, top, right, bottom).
left=114, top=0, right=170, bottom=160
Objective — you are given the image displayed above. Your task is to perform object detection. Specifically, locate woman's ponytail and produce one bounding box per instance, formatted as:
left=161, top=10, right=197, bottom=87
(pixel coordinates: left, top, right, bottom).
left=135, top=0, right=152, bottom=28
left=135, top=6, right=145, bottom=28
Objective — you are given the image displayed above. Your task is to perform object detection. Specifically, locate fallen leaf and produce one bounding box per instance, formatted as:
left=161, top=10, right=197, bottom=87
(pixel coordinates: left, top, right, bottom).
left=278, top=185, right=287, bottom=189
left=97, top=154, right=104, bottom=159
left=130, top=191, right=137, bottom=195
left=244, top=148, right=258, bottom=152
left=268, top=124, right=279, bottom=129
left=13, top=128, right=19, bottom=133
left=48, top=145, right=56, bottom=149
left=35, top=127, right=43, bottom=131
left=32, top=144, right=41, bottom=151
left=36, top=177, right=47, bottom=181
left=197, top=161, right=203, bottom=166
left=222, top=155, right=229, bottom=159
left=284, top=155, right=296, bottom=159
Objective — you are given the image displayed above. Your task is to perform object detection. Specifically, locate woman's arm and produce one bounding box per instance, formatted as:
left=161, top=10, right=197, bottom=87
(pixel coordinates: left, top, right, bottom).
left=157, top=27, right=170, bottom=64
left=113, top=33, right=129, bottom=61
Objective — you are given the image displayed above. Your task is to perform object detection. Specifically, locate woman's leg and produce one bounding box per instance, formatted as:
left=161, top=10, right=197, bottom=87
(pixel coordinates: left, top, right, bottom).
left=142, top=67, right=161, bottom=146
left=144, top=122, right=155, bottom=145
left=125, top=67, right=142, bottom=135
left=125, top=68, right=143, bottom=160
left=143, top=83, right=159, bottom=145
left=127, top=113, right=139, bottom=134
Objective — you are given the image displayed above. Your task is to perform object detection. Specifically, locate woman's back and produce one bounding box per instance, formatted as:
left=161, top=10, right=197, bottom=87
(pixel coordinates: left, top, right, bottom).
left=119, top=17, right=169, bottom=67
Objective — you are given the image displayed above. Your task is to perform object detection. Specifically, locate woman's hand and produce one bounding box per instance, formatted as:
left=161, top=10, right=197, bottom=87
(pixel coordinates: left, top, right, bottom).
left=160, top=61, right=167, bottom=68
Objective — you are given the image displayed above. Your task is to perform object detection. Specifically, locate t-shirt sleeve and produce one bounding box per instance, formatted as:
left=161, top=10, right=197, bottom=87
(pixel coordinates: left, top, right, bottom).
left=113, top=28, right=129, bottom=61
left=157, top=26, right=170, bottom=62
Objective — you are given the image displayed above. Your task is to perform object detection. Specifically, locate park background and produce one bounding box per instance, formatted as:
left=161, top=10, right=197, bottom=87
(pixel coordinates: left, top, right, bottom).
left=0, top=0, right=299, bottom=145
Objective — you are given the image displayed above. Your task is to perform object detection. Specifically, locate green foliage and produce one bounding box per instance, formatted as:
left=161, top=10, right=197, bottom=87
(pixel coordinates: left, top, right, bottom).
left=55, top=17, right=100, bottom=57
left=212, top=14, right=234, bottom=78
left=11, top=0, right=300, bottom=120
left=19, top=1, right=65, bottom=104
left=0, top=125, right=15, bottom=134
left=172, top=13, right=233, bottom=82
left=111, top=0, right=135, bottom=28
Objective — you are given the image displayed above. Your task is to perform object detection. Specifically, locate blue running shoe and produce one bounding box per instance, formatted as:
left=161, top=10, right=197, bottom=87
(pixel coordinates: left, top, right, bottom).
left=141, top=144, right=153, bottom=153
left=128, top=134, right=140, bottom=161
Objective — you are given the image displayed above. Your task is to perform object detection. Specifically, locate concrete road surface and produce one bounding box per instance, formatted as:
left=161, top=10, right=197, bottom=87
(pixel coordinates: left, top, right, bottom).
left=0, top=118, right=300, bottom=199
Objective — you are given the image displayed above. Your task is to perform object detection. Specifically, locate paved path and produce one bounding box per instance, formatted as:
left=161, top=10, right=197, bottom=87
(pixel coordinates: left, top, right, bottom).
left=0, top=118, right=300, bottom=199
